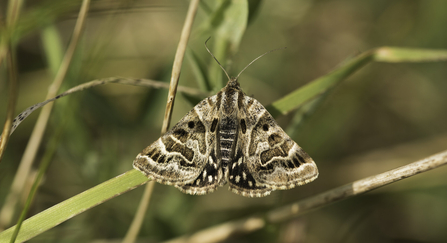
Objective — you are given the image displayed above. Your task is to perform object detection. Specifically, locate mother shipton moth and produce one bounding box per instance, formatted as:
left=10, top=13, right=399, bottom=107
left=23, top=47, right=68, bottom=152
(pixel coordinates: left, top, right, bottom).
left=133, top=41, right=318, bottom=197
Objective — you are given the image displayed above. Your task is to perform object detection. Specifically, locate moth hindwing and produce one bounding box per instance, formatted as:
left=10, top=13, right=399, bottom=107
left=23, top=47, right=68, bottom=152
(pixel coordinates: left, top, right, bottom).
left=133, top=77, right=318, bottom=197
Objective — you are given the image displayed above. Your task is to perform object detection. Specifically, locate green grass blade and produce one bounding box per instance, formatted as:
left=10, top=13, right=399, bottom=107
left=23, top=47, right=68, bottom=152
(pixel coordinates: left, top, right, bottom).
left=374, top=47, right=447, bottom=62
left=267, top=50, right=374, bottom=117
left=186, top=48, right=211, bottom=91
left=267, top=47, right=447, bottom=117
left=0, top=170, right=148, bottom=243
left=41, top=25, right=64, bottom=74
left=207, top=0, right=249, bottom=89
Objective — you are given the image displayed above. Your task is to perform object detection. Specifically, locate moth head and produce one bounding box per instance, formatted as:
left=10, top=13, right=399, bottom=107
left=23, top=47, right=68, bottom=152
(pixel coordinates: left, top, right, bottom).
left=227, top=77, right=240, bottom=88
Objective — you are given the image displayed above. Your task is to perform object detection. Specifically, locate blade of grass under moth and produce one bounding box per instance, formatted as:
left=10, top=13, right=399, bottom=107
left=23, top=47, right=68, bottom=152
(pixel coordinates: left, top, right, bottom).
left=0, top=170, right=148, bottom=243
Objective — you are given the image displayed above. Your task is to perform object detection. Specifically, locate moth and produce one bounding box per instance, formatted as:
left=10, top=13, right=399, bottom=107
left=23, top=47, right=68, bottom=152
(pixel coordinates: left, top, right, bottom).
left=133, top=45, right=318, bottom=197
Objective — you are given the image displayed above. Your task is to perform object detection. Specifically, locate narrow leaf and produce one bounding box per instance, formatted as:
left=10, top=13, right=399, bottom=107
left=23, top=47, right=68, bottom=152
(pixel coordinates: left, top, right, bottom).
left=267, top=47, right=447, bottom=117
left=267, top=51, right=374, bottom=117
left=0, top=170, right=148, bottom=243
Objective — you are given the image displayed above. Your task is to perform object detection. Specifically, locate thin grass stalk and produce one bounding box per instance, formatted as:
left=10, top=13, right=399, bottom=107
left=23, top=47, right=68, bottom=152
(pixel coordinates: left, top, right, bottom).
left=8, top=126, right=62, bottom=243
left=0, top=0, right=24, bottom=229
left=0, top=45, right=18, bottom=162
left=6, top=0, right=24, bottom=27
left=123, top=1, right=201, bottom=242
left=0, top=0, right=25, bottom=161
left=0, top=0, right=24, bottom=67
left=161, top=0, right=201, bottom=132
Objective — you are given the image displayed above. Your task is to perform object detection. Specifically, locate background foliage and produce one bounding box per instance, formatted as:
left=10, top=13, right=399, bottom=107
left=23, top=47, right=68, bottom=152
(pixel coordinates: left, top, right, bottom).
left=1, top=0, right=447, bottom=242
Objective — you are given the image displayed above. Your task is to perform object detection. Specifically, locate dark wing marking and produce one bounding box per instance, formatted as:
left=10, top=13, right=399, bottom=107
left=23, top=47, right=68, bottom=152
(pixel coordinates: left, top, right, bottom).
left=176, top=147, right=226, bottom=195
left=228, top=148, right=271, bottom=197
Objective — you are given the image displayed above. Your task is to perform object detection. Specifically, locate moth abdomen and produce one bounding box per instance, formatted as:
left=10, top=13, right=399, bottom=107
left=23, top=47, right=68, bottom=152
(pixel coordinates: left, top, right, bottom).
left=219, top=117, right=238, bottom=162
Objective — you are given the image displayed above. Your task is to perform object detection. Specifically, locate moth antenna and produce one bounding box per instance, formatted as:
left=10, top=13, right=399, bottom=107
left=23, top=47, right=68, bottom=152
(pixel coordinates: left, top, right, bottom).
left=205, top=37, right=231, bottom=81
left=235, top=47, right=286, bottom=80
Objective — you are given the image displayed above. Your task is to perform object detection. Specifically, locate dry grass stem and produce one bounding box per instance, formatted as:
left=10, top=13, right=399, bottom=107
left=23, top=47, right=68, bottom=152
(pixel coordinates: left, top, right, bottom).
left=121, top=181, right=154, bottom=243
left=164, top=217, right=265, bottom=243
left=0, top=0, right=26, bottom=160
left=0, top=46, right=18, bottom=162
left=161, top=0, right=200, bottom=133
left=164, top=150, right=447, bottom=243
left=123, top=0, right=200, bottom=242
left=0, top=0, right=25, bottom=67
left=266, top=149, right=447, bottom=223
left=6, top=0, right=24, bottom=26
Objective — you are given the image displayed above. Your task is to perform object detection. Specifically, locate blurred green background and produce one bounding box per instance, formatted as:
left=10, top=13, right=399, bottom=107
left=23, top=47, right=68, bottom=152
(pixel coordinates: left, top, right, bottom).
left=1, top=0, right=447, bottom=242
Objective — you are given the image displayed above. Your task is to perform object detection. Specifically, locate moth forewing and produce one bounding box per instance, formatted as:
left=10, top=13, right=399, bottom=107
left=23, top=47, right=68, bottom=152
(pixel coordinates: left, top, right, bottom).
left=240, top=97, right=319, bottom=190
left=173, top=95, right=228, bottom=195
left=133, top=98, right=212, bottom=185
